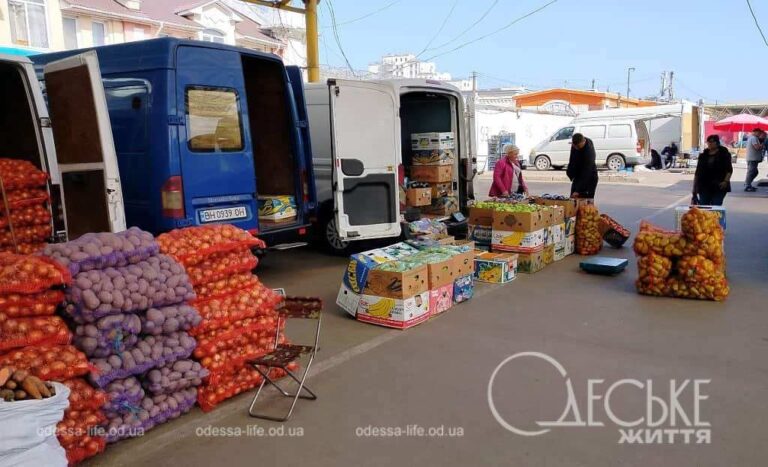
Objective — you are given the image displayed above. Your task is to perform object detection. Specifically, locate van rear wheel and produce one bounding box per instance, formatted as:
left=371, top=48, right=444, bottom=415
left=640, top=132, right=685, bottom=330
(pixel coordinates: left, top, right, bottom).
left=606, top=154, right=626, bottom=171
left=534, top=155, right=552, bottom=171
left=323, top=217, right=351, bottom=256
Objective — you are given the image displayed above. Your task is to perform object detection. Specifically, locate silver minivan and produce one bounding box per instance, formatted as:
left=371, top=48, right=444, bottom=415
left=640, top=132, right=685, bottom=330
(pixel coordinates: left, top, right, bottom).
left=529, top=118, right=648, bottom=171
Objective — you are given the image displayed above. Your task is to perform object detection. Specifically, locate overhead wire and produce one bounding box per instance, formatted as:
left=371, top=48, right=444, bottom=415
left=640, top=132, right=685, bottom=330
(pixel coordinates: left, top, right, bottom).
left=323, top=0, right=405, bottom=28
left=415, top=0, right=460, bottom=57
left=324, top=0, right=357, bottom=77
left=427, top=0, right=500, bottom=53
left=746, top=0, right=768, bottom=47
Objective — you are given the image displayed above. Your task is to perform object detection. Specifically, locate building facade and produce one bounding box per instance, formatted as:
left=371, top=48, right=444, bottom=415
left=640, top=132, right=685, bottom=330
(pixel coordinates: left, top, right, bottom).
left=0, top=0, right=306, bottom=66
left=368, top=53, right=452, bottom=81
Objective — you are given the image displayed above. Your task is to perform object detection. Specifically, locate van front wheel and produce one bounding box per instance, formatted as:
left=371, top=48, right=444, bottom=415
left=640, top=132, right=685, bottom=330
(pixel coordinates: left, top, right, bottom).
left=606, top=154, right=626, bottom=171
left=534, top=155, right=552, bottom=171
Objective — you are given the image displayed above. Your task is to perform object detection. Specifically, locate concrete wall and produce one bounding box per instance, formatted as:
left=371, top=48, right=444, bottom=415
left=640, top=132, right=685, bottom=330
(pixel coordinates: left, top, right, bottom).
left=475, top=108, right=573, bottom=169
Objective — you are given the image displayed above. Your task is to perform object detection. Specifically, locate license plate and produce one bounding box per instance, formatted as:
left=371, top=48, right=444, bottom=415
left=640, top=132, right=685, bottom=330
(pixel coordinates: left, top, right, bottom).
left=199, top=206, right=248, bottom=223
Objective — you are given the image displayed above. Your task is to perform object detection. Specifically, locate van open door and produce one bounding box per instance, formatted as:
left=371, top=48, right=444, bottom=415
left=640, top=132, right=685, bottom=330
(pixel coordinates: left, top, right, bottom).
left=329, top=79, right=401, bottom=240
left=43, top=51, right=126, bottom=238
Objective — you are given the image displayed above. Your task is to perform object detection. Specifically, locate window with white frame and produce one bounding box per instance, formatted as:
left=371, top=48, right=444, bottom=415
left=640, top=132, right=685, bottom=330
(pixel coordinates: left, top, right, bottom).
left=63, top=17, right=78, bottom=50
left=9, top=0, right=50, bottom=49
left=201, top=29, right=225, bottom=44
left=92, top=21, right=106, bottom=46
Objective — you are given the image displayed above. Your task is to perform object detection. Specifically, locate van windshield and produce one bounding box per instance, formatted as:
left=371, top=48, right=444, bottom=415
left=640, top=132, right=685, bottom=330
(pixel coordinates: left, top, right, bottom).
left=186, top=87, right=243, bottom=152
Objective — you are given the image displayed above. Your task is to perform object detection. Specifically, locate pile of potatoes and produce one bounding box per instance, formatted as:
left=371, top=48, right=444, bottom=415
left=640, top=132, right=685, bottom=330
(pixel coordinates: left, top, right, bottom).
left=44, top=227, right=158, bottom=274
left=74, top=314, right=142, bottom=358
left=90, top=332, right=197, bottom=387
left=104, top=388, right=197, bottom=441
left=0, top=366, right=56, bottom=401
left=140, top=305, right=201, bottom=336
left=103, top=377, right=144, bottom=413
left=143, top=360, right=209, bottom=395
left=68, top=255, right=196, bottom=321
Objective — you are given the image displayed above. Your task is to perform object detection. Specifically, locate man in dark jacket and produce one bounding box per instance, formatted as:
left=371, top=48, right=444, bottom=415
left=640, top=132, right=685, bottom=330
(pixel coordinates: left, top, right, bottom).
left=567, top=133, right=599, bottom=198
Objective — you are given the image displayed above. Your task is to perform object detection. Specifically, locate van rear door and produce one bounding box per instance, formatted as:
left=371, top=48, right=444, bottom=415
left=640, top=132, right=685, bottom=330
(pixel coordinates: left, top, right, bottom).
left=286, top=66, right=317, bottom=216
left=42, top=51, right=126, bottom=238
left=329, top=79, right=401, bottom=240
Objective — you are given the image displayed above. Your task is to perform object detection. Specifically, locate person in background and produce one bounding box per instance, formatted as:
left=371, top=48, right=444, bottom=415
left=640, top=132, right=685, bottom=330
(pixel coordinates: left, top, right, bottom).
left=646, top=149, right=663, bottom=170
left=744, top=128, right=764, bottom=192
left=567, top=133, right=598, bottom=198
left=662, top=141, right=679, bottom=169
left=489, top=143, right=528, bottom=197
left=693, top=135, right=733, bottom=206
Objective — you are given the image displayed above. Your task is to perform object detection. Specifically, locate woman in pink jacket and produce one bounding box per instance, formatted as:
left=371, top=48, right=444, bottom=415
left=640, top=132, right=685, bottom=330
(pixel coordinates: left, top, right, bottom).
left=489, top=144, right=528, bottom=197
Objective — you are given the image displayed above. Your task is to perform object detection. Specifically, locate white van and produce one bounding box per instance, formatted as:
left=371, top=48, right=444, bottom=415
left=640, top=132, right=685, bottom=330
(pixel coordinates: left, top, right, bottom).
left=305, top=79, right=474, bottom=253
left=529, top=119, right=647, bottom=171
left=0, top=52, right=125, bottom=241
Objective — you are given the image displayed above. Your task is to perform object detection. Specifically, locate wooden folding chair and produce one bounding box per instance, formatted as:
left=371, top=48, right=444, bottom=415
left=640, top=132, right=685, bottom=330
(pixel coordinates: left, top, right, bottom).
left=247, top=297, right=322, bottom=422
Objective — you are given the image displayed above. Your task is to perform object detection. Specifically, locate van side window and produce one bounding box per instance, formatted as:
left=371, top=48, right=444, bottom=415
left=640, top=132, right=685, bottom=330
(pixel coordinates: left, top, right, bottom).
left=581, top=125, right=606, bottom=139
left=608, top=124, right=632, bottom=138
left=186, top=87, right=243, bottom=152
left=105, top=82, right=149, bottom=153
left=553, top=127, right=574, bottom=141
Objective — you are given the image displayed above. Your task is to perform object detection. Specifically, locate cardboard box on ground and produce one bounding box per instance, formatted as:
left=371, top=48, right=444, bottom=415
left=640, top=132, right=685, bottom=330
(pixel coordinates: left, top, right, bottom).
left=336, top=235, right=477, bottom=330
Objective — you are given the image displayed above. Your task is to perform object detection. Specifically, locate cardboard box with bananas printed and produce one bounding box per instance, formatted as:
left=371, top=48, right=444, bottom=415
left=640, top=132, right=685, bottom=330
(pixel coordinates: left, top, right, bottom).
left=491, top=229, right=546, bottom=253
left=518, top=249, right=546, bottom=274
left=411, top=132, right=455, bottom=150
left=429, top=283, right=454, bottom=315
left=337, top=283, right=362, bottom=317
left=342, top=250, right=398, bottom=294
left=475, top=252, right=518, bottom=284
left=357, top=292, right=431, bottom=330
left=412, top=148, right=455, bottom=166
left=258, top=195, right=297, bottom=222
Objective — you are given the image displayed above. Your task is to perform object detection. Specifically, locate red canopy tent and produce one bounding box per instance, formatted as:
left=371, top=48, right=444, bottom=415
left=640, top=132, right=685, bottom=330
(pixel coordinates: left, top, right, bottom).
left=713, top=113, right=768, bottom=132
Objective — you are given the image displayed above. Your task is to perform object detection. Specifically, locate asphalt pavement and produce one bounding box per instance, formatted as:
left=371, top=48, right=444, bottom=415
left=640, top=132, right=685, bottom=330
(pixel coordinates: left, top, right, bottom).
left=87, top=177, right=768, bottom=467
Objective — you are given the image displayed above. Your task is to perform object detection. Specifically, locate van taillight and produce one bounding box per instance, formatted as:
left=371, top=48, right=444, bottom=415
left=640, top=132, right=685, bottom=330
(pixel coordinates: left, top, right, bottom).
left=301, top=169, right=309, bottom=203
left=398, top=164, right=405, bottom=185
left=637, top=140, right=644, bottom=153
left=161, top=176, right=185, bottom=219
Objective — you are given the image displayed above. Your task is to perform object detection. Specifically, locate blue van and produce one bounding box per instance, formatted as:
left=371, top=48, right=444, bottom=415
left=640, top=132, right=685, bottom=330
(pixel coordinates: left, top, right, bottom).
left=33, top=38, right=316, bottom=247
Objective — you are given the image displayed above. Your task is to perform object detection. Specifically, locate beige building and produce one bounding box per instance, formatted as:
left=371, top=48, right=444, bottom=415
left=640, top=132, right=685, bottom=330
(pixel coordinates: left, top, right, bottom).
left=1, top=0, right=304, bottom=62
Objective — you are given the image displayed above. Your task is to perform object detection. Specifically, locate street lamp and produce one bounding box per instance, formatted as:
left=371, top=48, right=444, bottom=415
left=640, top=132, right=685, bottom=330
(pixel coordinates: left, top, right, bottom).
left=626, top=67, right=635, bottom=100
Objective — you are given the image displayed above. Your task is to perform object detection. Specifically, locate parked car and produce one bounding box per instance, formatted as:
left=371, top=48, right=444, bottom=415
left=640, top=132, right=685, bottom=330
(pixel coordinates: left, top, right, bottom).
left=0, top=51, right=125, bottom=241
left=529, top=119, right=647, bottom=171
left=305, top=79, right=475, bottom=254
left=33, top=38, right=316, bottom=249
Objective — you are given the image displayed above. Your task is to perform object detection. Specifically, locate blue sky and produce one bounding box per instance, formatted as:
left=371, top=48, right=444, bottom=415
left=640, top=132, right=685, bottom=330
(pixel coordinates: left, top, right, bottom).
left=316, top=0, right=768, bottom=103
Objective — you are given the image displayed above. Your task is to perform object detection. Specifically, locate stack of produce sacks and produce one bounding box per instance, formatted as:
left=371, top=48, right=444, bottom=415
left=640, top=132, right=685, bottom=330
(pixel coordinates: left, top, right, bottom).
left=0, top=253, right=106, bottom=463
left=633, top=208, right=728, bottom=301
left=156, top=225, right=287, bottom=412
left=0, top=159, right=53, bottom=254
left=44, top=228, right=202, bottom=444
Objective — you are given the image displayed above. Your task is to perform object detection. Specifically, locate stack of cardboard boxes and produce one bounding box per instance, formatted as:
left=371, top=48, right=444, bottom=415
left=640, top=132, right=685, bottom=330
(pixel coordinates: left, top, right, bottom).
left=408, top=132, right=458, bottom=217
left=336, top=237, right=475, bottom=330
left=532, top=198, right=578, bottom=262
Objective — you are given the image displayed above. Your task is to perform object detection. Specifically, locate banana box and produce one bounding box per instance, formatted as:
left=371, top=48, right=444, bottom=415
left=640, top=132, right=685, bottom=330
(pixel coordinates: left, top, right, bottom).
left=475, top=252, right=518, bottom=284
left=258, top=195, right=297, bottom=222
left=342, top=249, right=397, bottom=294
left=411, top=132, right=455, bottom=150
left=413, top=149, right=455, bottom=166
left=543, top=244, right=555, bottom=265
left=364, top=263, right=429, bottom=300
left=518, top=249, right=547, bottom=274
left=378, top=242, right=420, bottom=260
left=357, top=292, right=431, bottom=330
left=554, top=244, right=566, bottom=262
left=550, top=223, right=565, bottom=246
left=430, top=283, right=454, bottom=315
left=337, top=283, right=361, bottom=317
left=453, top=274, right=475, bottom=303
left=565, top=235, right=576, bottom=256
left=491, top=229, right=546, bottom=252
left=451, top=249, right=476, bottom=277
left=565, top=216, right=577, bottom=237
